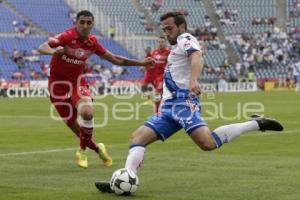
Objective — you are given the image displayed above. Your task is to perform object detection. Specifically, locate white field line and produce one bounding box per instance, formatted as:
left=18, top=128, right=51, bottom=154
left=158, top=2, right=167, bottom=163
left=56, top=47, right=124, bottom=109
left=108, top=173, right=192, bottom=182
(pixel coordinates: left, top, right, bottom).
left=0, top=115, right=50, bottom=119
left=0, top=147, right=77, bottom=157
left=0, top=129, right=299, bottom=157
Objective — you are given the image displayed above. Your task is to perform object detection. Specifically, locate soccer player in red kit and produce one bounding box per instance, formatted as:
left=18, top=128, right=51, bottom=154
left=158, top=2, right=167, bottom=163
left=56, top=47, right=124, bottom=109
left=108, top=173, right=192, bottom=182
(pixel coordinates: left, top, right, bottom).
left=141, top=46, right=154, bottom=104
left=151, top=36, right=170, bottom=112
left=143, top=46, right=155, bottom=85
left=38, top=10, right=154, bottom=168
left=141, top=37, right=170, bottom=112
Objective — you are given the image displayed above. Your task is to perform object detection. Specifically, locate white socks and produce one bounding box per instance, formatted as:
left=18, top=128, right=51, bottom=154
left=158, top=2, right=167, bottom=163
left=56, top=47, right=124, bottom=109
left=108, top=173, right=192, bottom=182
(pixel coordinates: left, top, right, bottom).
left=125, top=145, right=145, bottom=174
left=78, top=116, right=94, bottom=128
left=212, top=121, right=259, bottom=147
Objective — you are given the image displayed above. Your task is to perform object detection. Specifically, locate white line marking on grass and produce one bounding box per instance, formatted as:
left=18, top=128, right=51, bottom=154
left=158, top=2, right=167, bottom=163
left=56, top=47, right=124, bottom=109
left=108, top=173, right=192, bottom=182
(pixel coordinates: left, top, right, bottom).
left=0, top=147, right=77, bottom=157
left=0, top=130, right=299, bottom=157
left=0, top=138, right=189, bottom=157
left=0, top=115, right=50, bottom=119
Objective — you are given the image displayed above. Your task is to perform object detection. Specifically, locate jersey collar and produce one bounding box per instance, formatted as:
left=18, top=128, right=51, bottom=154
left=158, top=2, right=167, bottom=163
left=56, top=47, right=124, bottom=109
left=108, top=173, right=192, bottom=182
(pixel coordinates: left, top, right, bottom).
left=72, top=27, right=93, bottom=43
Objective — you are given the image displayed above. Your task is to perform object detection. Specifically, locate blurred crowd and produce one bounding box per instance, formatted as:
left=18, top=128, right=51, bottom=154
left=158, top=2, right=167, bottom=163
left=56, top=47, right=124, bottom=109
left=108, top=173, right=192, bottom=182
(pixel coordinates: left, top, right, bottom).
left=229, top=27, right=300, bottom=89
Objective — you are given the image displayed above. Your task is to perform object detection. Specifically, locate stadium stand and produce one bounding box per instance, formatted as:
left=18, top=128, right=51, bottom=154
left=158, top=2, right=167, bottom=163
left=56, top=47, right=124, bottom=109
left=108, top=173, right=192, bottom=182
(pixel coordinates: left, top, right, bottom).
left=6, top=0, right=73, bottom=33
left=140, top=0, right=207, bottom=28
left=82, top=0, right=153, bottom=35
left=213, top=0, right=276, bottom=34
left=0, top=3, right=24, bottom=32
left=230, top=29, right=296, bottom=80
left=0, top=0, right=297, bottom=84
left=0, top=0, right=143, bottom=81
left=287, top=0, right=300, bottom=31
left=139, top=0, right=231, bottom=81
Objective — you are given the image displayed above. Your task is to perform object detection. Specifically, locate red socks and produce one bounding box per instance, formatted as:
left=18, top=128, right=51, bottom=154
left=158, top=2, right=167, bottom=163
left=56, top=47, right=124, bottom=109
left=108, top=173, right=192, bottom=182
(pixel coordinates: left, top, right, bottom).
left=79, top=127, right=99, bottom=153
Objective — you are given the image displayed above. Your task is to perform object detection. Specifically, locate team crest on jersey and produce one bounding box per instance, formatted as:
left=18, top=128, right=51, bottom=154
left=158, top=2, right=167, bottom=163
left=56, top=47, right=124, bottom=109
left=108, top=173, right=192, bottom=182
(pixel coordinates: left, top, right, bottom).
left=75, top=48, right=85, bottom=58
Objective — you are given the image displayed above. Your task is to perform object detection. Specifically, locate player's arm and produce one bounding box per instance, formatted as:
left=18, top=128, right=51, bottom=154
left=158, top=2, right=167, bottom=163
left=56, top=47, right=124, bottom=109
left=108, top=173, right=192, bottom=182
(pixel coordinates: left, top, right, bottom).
left=100, top=51, right=154, bottom=67
left=189, top=51, right=204, bottom=95
left=38, top=41, right=55, bottom=55
left=38, top=36, right=65, bottom=55
left=38, top=41, right=64, bottom=55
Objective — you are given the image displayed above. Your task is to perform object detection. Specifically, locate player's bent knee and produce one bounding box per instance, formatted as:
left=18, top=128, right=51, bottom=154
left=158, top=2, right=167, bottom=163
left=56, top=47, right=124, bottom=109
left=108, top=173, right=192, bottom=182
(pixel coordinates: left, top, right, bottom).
left=78, top=104, right=93, bottom=120
left=197, top=141, right=216, bottom=151
left=190, top=126, right=216, bottom=151
left=195, top=137, right=217, bottom=151
left=80, top=110, right=93, bottom=120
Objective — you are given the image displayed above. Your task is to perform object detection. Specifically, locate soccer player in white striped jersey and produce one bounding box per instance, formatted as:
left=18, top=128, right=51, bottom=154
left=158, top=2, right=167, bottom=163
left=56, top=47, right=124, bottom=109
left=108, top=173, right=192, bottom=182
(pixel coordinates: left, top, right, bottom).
left=95, top=11, right=283, bottom=193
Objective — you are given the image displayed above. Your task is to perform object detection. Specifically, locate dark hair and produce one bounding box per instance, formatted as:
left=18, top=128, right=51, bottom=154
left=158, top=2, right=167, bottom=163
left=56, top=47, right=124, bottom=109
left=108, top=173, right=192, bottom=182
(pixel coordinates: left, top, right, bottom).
left=160, top=11, right=187, bottom=30
left=76, top=10, right=94, bottom=21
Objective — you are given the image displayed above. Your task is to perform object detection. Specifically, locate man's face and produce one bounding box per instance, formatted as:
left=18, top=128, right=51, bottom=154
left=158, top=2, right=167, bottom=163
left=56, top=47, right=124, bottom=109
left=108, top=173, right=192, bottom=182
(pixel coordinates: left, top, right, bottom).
left=161, top=17, right=180, bottom=45
left=76, top=15, right=94, bottom=38
left=158, top=38, right=167, bottom=49
left=145, top=47, right=151, bottom=54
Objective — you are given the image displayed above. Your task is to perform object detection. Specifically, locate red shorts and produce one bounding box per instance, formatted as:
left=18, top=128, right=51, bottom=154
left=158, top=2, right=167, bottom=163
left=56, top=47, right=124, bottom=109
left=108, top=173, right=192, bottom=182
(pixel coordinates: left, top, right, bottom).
left=154, top=75, right=163, bottom=93
left=143, top=74, right=163, bottom=93
left=143, top=72, right=155, bottom=86
left=49, top=81, right=91, bottom=126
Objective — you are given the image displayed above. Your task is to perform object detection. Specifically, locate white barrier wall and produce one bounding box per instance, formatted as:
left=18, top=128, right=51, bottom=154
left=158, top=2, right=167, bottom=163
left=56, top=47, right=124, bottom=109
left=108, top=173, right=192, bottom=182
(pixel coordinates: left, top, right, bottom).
left=1, top=80, right=258, bottom=98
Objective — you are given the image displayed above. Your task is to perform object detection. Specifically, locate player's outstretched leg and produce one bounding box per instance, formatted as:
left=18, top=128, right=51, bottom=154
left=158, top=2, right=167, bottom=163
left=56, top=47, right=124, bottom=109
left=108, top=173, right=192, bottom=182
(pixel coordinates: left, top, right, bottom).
left=250, top=114, right=284, bottom=131
left=191, top=115, right=284, bottom=150
left=212, top=114, right=284, bottom=146
left=211, top=115, right=284, bottom=148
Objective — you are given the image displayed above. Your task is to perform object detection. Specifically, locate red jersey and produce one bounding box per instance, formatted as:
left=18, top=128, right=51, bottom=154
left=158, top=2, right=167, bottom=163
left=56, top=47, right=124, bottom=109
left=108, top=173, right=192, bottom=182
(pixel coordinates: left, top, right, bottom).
left=49, top=28, right=107, bottom=86
left=152, top=47, right=170, bottom=76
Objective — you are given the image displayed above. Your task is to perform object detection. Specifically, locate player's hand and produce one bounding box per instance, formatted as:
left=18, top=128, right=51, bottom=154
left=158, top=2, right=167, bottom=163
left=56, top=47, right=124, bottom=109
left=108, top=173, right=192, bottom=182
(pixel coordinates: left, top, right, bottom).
left=189, top=79, right=202, bottom=95
left=54, top=46, right=64, bottom=55
left=142, top=58, right=155, bottom=67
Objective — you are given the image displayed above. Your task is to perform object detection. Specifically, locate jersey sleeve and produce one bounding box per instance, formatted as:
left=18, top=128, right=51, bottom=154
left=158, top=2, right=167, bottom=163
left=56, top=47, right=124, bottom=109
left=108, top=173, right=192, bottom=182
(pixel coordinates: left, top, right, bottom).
left=94, top=39, right=107, bottom=56
left=178, top=34, right=201, bottom=56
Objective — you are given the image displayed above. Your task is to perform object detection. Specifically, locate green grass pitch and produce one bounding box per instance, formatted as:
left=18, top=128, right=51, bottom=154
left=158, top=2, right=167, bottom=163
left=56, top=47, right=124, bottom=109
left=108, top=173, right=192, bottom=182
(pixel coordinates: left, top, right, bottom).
left=0, top=91, right=299, bottom=200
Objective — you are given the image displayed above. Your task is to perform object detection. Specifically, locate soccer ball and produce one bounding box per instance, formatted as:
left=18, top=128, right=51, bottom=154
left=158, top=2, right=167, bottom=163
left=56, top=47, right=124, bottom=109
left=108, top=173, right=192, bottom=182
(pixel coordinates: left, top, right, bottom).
left=110, top=168, right=139, bottom=195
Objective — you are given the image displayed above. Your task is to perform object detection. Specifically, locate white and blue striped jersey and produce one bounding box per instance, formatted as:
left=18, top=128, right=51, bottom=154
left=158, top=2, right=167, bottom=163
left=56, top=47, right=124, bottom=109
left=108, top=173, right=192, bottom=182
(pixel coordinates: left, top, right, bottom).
left=162, top=33, right=201, bottom=100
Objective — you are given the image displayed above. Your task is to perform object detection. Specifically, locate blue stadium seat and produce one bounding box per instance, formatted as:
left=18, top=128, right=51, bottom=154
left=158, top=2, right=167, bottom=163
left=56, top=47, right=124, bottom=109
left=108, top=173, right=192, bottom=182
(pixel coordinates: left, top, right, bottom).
left=7, top=0, right=73, bottom=33
left=0, top=4, right=24, bottom=32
